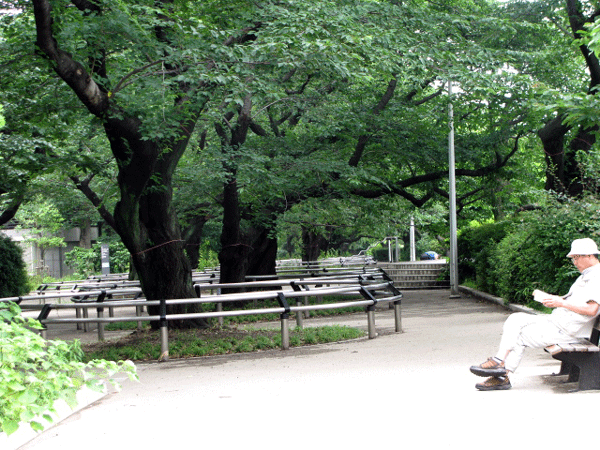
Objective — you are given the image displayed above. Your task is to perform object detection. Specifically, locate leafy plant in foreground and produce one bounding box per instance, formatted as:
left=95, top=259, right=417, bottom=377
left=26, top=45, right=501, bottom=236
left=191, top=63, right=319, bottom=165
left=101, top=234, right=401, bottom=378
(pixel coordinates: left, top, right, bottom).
left=0, top=302, right=137, bottom=436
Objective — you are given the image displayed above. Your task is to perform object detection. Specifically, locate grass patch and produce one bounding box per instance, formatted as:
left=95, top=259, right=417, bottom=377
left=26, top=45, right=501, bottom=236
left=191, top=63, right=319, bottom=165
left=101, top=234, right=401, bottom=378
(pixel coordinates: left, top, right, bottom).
left=82, top=324, right=365, bottom=362
left=105, top=321, right=151, bottom=331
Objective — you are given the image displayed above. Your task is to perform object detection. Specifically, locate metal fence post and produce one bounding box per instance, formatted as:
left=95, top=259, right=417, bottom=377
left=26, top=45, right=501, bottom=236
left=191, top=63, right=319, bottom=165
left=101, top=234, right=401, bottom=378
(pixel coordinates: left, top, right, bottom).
left=37, top=304, right=52, bottom=339
left=359, top=286, right=378, bottom=339
left=134, top=290, right=144, bottom=330
left=394, top=300, right=402, bottom=333
left=295, top=299, right=303, bottom=328
left=277, top=292, right=291, bottom=350
left=217, top=288, right=223, bottom=327
left=159, top=299, right=169, bottom=362
left=81, top=296, right=90, bottom=332
left=136, top=305, right=143, bottom=330
left=301, top=280, right=311, bottom=319
left=290, top=282, right=303, bottom=328
left=367, top=305, right=377, bottom=339
left=96, top=290, right=107, bottom=341
left=388, top=283, right=403, bottom=333
left=76, top=306, right=82, bottom=330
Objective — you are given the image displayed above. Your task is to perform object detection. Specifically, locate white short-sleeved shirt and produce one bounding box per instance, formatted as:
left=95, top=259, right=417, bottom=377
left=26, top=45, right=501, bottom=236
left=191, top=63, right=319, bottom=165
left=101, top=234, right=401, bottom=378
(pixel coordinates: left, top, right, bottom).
left=550, top=263, right=600, bottom=337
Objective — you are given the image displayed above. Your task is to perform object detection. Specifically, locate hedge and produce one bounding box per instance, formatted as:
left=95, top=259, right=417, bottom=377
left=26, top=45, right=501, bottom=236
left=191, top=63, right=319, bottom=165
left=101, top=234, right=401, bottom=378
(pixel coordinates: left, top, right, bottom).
left=458, top=197, right=600, bottom=305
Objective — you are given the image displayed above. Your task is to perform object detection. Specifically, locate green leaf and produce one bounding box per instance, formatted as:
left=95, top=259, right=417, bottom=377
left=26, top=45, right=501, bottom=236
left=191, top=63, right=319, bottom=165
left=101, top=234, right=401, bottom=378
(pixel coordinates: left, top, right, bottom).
left=1, top=419, right=20, bottom=436
left=18, top=390, right=38, bottom=405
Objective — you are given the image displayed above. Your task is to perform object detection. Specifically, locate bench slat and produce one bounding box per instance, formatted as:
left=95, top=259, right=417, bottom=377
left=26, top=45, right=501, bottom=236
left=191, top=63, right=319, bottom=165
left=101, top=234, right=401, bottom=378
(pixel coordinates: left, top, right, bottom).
left=545, top=341, right=599, bottom=355
left=571, top=342, right=598, bottom=352
left=545, top=344, right=563, bottom=355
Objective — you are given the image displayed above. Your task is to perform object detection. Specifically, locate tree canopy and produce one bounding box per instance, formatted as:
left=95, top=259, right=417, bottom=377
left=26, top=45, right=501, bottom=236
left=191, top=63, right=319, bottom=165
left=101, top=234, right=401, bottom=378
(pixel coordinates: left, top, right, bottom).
left=1, top=0, right=599, bottom=325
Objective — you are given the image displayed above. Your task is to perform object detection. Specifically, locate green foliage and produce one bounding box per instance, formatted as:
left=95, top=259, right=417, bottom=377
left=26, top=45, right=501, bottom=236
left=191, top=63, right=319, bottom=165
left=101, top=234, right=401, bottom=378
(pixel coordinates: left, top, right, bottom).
left=492, top=199, right=600, bottom=303
left=14, top=199, right=66, bottom=274
left=0, top=0, right=586, bottom=290
left=458, top=220, right=511, bottom=294
left=0, top=234, right=29, bottom=297
left=0, top=302, right=137, bottom=436
left=63, top=247, right=97, bottom=277
left=197, top=240, right=219, bottom=271
left=64, top=241, right=130, bottom=277
left=461, top=196, right=600, bottom=305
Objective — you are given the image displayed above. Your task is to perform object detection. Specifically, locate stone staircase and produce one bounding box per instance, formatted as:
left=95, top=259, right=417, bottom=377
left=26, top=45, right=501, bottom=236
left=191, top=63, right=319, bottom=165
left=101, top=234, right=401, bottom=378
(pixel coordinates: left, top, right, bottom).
left=376, top=261, right=450, bottom=289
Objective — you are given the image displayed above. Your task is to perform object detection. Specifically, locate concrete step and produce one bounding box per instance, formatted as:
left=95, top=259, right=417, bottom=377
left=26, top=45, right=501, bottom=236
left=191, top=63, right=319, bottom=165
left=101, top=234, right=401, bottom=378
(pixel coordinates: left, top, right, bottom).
left=376, top=261, right=449, bottom=289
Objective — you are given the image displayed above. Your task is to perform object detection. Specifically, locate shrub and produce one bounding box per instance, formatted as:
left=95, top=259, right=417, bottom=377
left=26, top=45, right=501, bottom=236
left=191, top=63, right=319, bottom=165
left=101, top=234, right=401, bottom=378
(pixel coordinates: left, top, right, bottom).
left=197, top=240, right=219, bottom=270
left=458, top=221, right=510, bottom=295
left=65, top=241, right=130, bottom=277
left=491, top=199, right=600, bottom=303
left=0, top=234, right=30, bottom=297
left=462, top=196, right=600, bottom=305
left=0, top=302, right=137, bottom=436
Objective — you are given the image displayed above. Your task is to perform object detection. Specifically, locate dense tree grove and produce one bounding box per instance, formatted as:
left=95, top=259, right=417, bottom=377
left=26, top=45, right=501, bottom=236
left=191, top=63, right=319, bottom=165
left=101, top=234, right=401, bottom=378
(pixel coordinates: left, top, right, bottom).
left=2, top=0, right=600, bottom=324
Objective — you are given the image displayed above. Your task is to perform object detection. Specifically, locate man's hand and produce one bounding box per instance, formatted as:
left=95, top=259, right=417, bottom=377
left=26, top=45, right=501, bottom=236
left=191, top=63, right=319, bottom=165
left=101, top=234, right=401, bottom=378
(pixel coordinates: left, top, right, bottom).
left=542, top=296, right=600, bottom=316
left=542, top=296, right=564, bottom=309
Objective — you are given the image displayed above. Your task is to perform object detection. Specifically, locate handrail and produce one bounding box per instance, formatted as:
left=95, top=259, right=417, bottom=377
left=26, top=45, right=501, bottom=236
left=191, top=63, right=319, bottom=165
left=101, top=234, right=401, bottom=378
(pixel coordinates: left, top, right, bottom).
left=0, top=287, right=144, bottom=305
left=36, top=283, right=390, bottom=310
left=193, top=273, right=387, bottom=291
left=2, top=275, right=385, bottom=306
left=33, top=281, right=402, bottom=362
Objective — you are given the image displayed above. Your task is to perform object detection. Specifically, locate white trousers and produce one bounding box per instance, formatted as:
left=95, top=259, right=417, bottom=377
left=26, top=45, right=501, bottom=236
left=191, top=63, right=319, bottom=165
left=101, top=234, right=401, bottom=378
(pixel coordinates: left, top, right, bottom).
left=495, top=312, right=578, bottom=372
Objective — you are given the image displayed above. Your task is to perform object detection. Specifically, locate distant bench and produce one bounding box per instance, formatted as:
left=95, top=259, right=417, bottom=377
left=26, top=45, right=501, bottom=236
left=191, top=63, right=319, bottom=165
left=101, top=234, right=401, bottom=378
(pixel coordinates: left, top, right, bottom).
left=545, top=316, right=600, bottom=391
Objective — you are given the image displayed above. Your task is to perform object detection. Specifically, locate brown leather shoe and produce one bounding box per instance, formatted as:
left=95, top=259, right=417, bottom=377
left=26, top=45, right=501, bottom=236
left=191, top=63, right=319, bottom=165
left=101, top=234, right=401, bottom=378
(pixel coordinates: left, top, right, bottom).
left=476, top=376, right=511, bottom=391
left=470, top=357, right=507, bottom=377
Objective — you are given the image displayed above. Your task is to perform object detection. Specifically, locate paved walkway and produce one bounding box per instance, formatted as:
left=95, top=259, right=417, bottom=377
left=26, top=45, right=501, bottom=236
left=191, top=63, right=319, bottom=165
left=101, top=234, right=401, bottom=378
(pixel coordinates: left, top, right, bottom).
left=6, top=289, right=599, bottom=450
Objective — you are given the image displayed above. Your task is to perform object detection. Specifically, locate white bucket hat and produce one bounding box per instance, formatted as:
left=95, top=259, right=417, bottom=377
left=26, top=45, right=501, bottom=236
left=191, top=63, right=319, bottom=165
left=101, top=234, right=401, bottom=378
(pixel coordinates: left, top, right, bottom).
left=566, top=238, right=600, bottom=257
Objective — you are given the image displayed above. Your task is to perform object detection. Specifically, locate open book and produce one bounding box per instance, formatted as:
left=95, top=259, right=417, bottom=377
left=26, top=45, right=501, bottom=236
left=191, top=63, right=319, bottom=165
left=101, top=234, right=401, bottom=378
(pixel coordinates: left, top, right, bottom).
left=532, top=289, right=551, bottom=302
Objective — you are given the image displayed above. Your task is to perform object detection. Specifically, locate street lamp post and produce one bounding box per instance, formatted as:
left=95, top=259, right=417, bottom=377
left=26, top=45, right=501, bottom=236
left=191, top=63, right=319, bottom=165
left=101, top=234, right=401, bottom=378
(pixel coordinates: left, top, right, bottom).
left=410, top=217, right=416, bottom=262
left=448, top=80, right=460, bottom=297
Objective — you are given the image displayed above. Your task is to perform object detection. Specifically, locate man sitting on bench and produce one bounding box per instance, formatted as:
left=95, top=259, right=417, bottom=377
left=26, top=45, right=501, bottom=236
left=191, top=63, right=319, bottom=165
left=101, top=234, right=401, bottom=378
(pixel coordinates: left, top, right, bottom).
left=470, top=238, right=600, bottom=391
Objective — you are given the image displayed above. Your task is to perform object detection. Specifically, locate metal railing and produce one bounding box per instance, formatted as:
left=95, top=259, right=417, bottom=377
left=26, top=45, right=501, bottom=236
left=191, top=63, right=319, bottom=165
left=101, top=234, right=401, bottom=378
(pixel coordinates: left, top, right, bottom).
left=1, top=266, right=402, bottom=362
left=30, top=278, right=401, bottom=362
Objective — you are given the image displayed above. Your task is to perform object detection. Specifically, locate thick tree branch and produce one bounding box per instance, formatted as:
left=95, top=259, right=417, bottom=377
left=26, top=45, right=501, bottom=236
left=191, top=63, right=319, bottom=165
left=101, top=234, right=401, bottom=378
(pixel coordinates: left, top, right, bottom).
left=566, top=0, right=600, bottom=89
left=348, top=76, right=397, bottom=167
left=350, top=134, right=522, bottom=207
left=70, top=174, right=117, bottom=231
left=33, top=0, right=109, bottom=117
left=0, top=195, right=24, bottom=227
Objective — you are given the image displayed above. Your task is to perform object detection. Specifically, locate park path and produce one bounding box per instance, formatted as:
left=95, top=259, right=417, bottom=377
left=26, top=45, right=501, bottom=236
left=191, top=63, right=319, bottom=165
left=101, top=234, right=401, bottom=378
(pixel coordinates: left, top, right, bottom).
left=9, top=289, right=598, bottom=450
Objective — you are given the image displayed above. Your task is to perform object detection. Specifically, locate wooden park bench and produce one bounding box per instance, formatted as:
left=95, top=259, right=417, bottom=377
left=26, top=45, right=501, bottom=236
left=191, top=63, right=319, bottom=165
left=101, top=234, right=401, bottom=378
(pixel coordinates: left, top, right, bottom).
left=545, top=316, right=600, bottom=391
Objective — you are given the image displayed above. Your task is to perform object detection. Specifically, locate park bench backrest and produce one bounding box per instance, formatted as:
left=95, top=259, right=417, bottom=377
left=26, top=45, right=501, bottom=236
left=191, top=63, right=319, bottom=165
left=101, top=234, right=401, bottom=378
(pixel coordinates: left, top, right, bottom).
left=589, top=315, right=600, bottom=346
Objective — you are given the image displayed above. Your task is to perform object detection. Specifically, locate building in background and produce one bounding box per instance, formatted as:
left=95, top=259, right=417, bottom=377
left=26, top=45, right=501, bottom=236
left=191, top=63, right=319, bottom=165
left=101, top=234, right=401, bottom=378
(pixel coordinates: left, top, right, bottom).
left=1, top=225, right=99, bottom=278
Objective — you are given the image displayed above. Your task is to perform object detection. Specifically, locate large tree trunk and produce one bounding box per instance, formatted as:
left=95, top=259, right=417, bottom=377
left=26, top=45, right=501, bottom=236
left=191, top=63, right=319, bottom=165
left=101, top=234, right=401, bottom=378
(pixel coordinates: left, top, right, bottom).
left=218, top=177, right=251, bottom=290
left=216, top=95, right=254, bottom=289
left=538, top=115, right=569, bottom=194
left=182, top=214, right=211, bottom=271
left=108, top=120, right=209, bottom=329
left=539, top=115, right=597, bottom=199
left=247, top=227, right=278, bottom=277
left=301, top=227, right=329, bottom=264
left=537, top=0, right=600, bottom=197
left=32, top=0, right=210, bottom=328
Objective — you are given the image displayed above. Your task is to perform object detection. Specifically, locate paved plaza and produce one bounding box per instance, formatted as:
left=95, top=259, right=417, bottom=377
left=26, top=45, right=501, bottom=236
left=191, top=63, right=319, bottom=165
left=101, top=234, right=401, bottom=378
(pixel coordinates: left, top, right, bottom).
left=5, top=289, right=598, bottom=450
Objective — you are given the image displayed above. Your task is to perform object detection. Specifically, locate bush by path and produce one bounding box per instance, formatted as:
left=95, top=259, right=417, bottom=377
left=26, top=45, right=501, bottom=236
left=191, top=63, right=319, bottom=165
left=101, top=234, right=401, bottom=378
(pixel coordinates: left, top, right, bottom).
left=458, top=196, right=600, bottom=305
